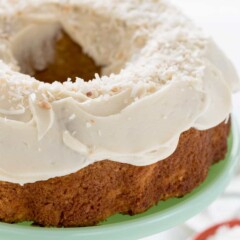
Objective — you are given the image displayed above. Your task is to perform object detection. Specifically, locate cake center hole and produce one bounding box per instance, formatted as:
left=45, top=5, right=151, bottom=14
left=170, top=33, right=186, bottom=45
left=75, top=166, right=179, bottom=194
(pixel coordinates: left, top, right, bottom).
left=33, top=32, right=101, bottom=83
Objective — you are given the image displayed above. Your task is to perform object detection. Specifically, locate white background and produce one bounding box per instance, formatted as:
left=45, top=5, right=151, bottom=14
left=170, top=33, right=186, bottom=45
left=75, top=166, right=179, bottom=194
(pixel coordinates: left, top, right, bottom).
left=144, top=0, right=240, bottom=239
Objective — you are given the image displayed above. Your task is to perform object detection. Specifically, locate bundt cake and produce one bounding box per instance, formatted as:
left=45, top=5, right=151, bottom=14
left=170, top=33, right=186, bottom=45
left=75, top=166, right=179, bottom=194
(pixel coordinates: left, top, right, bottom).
left=0, top=0, right=239, bottom=227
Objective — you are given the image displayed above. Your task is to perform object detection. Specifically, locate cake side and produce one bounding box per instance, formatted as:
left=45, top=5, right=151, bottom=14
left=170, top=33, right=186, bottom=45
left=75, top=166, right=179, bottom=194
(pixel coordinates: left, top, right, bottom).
left=0, top=121, right=230, bottom=227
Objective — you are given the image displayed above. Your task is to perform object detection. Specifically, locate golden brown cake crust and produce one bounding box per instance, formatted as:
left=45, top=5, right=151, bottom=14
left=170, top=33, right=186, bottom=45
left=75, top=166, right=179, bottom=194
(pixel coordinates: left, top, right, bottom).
left=0, top=122, right=230, bottom=227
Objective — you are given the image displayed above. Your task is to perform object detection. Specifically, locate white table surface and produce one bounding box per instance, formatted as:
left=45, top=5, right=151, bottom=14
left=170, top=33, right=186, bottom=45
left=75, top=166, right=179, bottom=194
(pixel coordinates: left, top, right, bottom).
left=143, top=1, right=240, bottom=239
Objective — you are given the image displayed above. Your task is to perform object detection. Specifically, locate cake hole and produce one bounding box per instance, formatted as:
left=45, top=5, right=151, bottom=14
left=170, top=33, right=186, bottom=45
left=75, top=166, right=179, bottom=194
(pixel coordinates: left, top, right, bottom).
left=12, top=20, right=132, bottom=83
left=33, top=32, right=102, bottom=83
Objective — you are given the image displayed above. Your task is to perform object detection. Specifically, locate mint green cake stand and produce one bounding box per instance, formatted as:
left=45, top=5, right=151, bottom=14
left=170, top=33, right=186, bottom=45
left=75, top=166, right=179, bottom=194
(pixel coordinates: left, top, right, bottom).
left=0, top=117, right=239, bottom=240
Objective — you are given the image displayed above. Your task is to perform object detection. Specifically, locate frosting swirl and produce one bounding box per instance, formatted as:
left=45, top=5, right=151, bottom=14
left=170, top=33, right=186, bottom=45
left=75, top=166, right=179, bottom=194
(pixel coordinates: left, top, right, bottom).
left=0, top=0, right=239, bottom=184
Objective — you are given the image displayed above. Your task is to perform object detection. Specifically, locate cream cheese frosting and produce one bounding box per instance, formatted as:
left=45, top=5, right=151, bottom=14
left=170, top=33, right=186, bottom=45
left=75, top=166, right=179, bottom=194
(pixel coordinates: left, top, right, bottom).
left=0, top=0, right=239, bottom=184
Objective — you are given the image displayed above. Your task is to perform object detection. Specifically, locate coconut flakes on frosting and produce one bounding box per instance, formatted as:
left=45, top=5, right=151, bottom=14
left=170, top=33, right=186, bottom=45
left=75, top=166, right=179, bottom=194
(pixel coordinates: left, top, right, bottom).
left=0, top=0, right=239, bottom=184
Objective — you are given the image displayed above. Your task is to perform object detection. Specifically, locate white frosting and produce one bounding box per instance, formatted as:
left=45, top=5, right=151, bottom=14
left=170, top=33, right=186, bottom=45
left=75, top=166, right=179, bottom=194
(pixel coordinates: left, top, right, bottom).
left=207, top=225, right=240, bottom=240
left=0, top=0, right=239, bottom=184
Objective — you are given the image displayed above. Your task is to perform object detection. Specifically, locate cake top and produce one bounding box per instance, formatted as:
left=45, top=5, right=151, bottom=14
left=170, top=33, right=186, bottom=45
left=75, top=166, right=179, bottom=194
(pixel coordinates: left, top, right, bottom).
left=0, top=0, right=239, bottom=184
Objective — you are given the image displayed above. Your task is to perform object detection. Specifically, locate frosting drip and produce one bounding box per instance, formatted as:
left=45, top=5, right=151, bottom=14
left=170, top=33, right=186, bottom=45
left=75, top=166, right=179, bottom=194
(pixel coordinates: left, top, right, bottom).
left=0, top=0, right=239, bottom=184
